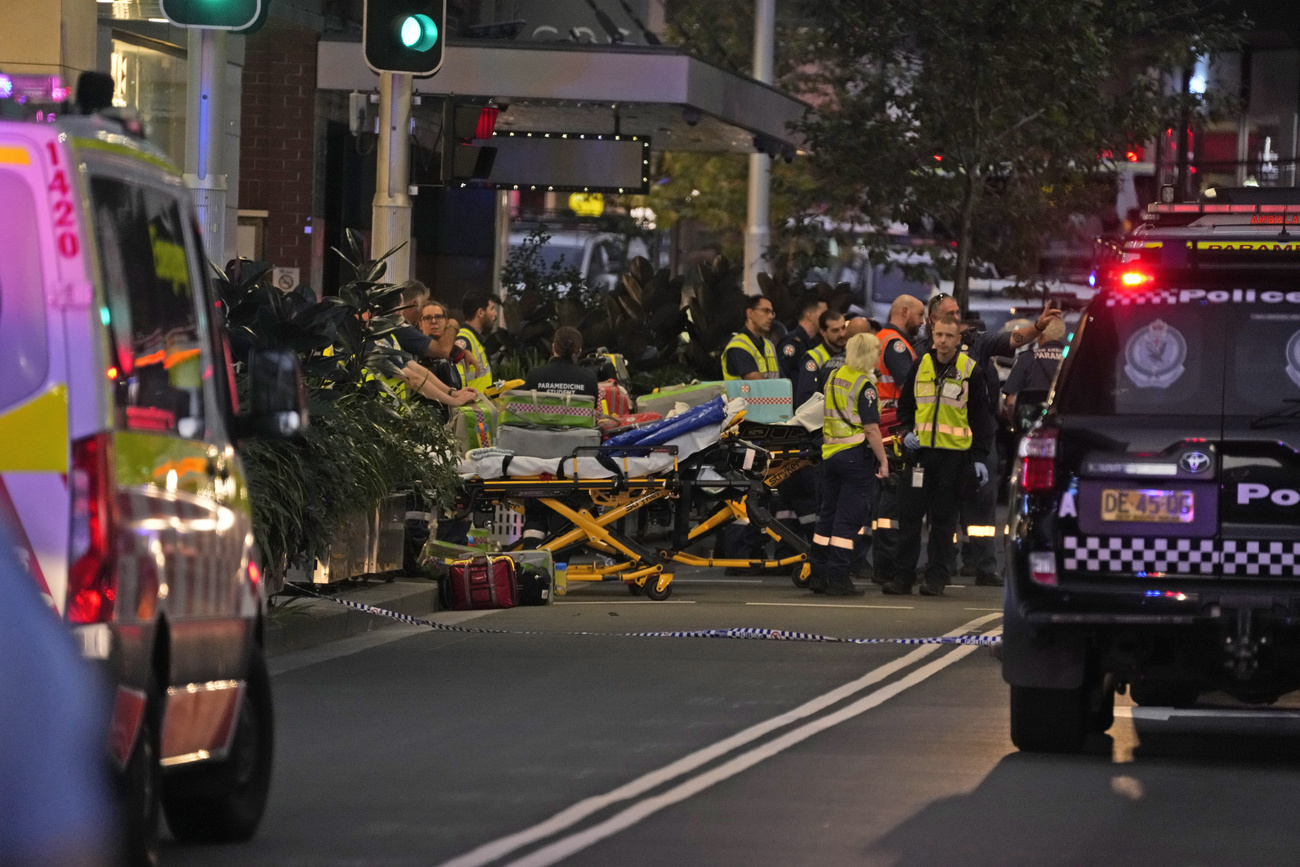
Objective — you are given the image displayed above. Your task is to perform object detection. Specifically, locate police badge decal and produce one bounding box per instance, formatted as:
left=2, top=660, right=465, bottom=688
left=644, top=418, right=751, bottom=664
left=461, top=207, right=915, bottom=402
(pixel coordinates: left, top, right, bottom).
left=1123, top=319, right=1187, bottom=388
left=1286, top=328, right=1300, bottom=389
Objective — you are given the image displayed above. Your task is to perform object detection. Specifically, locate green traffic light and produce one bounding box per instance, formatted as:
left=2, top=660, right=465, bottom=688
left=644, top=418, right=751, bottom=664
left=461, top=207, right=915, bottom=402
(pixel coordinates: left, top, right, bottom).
left=398, top=13, right=439, bottom=51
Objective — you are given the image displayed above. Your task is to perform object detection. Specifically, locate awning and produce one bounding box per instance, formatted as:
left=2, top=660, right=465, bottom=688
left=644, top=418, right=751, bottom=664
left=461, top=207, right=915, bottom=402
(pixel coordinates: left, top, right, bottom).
left=316, top=39, right=808, bottom=154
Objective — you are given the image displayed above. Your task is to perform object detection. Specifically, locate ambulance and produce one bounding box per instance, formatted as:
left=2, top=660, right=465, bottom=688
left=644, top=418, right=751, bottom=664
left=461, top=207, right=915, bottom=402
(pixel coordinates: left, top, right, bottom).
left=0, top=72, right=304, bottom=862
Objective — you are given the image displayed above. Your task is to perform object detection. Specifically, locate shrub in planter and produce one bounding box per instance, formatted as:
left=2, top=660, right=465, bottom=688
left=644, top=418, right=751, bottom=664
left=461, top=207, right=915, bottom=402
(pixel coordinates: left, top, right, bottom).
left=214, top=233, right=460, bottom=584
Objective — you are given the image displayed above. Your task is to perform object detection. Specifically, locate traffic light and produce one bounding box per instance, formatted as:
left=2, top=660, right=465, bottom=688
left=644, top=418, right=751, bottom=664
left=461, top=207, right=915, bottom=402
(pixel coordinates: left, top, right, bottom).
left=442, top=102, right=498, bottom=182
left=364, top=0, right=447, bottom=76
left=159, top=0, right=263, bottom=30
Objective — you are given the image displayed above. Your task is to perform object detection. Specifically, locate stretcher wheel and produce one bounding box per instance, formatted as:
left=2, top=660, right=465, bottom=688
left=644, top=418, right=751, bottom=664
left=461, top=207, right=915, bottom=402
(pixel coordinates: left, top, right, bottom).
left=627, top=581, right=643, bottom=596
left=644, top=574, right=673, bottom=601
left=791, top=562, right=812, bottom=588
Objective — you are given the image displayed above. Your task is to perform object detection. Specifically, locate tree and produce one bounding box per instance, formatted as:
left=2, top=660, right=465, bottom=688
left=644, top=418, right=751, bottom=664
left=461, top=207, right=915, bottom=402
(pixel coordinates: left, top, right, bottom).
left=793, top=0, right=1244, bottom=311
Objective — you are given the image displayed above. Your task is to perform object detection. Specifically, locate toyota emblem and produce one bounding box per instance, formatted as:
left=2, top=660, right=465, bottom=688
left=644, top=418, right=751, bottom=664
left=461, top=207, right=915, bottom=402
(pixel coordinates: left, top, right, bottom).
left=1180, top=451, right=1211, bottom=474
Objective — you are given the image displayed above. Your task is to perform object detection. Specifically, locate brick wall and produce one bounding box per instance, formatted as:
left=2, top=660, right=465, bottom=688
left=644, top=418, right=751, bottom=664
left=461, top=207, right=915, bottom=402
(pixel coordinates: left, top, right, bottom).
left=239, top=19, right=319, bottom=274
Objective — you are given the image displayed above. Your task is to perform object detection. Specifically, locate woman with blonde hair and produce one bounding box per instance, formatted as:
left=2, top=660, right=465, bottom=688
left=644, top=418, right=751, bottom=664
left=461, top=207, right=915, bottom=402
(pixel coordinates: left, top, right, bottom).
left=809, top=332, right=891, bottom=595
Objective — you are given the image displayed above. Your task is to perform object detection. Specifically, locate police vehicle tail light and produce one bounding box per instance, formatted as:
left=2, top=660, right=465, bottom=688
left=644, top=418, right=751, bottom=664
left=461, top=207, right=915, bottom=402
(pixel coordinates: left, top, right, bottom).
left=1120, top=270, right=1152, bottom=287
left=1029, top=551, right=1058, bottom=587
left=68, top=433, right=117, bottom=624
left=1018, top=428, right=1057, bottom=494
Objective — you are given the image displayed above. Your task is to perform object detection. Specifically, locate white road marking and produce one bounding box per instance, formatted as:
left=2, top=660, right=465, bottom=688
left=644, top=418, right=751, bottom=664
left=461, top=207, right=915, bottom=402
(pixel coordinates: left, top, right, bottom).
left=1114, top=706, right=1300, bottom=722
left=554, top=600, right=697, bottom=605
left=745, top=602, right=914, bottom=610
left=268, top=609, right=497, bottom=675
left=435, top=612, right=1001, bottom=867
left=508, top=629, right=1002, bottom=867
left=963, top=607, right=1003, bottom=611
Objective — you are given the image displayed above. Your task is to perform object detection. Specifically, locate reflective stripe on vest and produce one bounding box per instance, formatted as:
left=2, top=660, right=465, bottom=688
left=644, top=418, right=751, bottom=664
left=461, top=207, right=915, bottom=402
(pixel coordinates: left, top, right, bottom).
left=722, top=332, right=778, bottom=380
left=823, top=367, right=871, bottom=459
left=456, top=326, right=493, bottom=391
left=873, top=327, right=915, bottom=402
left=807, top=343, right=831, bottom=368
left=913, top=352, right=976, bottom=451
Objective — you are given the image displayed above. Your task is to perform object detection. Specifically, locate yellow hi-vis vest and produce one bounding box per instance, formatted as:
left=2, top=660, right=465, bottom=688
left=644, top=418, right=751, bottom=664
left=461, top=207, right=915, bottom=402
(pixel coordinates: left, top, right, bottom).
left=913, top=352, right=977, bottom=451
left=721, top=332, right=778, bottom=380
left=456, top=326, right=493, bottom=392
left=822, top=367, right=873, bottom=460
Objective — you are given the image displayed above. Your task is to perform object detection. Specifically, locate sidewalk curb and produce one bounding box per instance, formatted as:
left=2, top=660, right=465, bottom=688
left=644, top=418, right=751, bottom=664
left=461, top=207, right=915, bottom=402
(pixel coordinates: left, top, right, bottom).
left=265, top=579, right=439, bottom=658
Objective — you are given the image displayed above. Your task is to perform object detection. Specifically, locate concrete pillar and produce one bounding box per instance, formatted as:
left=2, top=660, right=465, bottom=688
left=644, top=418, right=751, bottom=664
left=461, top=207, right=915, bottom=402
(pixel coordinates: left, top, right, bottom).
left=0, top=0, right=97, bottom=84
left=743, top=0, right=775, bottom=295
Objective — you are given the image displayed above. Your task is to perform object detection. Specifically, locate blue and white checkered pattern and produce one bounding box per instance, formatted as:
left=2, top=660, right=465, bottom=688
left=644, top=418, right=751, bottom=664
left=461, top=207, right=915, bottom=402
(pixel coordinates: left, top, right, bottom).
left=1103, top=290, right=1181, bottom=307
left=1222, top=540, right=1300, bottom=577
left=1062, top=536, right=1217, bottom=575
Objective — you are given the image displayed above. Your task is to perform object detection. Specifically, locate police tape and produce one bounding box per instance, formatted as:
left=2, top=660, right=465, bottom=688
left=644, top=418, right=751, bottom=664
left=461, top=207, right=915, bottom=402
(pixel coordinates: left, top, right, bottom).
left=290, top=586, right=1003, bottom=647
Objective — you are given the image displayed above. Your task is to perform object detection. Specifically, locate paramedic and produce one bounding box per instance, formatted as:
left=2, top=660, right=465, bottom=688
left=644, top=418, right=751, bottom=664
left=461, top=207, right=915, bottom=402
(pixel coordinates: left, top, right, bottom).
left=722, top=296, right=779, bottom=380
left=810, top=333, right=890, bottom=596
left=776, top=293, right=827, bottom=381
left=456, top=293, right=499, bottom=392
left=887, top=313, right=996, bottom=596
left=523, top=327, right=599, bottom=400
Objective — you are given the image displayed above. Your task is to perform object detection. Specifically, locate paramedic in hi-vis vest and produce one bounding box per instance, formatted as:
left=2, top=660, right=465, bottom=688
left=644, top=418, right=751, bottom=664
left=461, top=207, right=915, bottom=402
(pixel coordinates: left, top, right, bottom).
left=455, top=292, right=498, bottom=392
left=722, top=295, right=778, bottom=380
left=869, top=294, right=924, bottom=584
left=810, top=333, right=890, bottom=596
left=886, top=313, right=996, bottom=597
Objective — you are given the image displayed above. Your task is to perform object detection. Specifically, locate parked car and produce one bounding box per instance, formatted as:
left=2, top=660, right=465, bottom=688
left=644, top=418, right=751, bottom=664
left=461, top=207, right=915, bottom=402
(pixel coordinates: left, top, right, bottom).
left=508, top=229, right=651, bottom=294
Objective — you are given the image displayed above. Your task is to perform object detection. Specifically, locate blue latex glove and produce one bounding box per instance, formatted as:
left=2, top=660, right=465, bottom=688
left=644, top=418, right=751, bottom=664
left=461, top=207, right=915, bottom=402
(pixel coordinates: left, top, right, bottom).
left=903, top=431, right=921, bottom=451
left=973, top=462, right=989, bottom=487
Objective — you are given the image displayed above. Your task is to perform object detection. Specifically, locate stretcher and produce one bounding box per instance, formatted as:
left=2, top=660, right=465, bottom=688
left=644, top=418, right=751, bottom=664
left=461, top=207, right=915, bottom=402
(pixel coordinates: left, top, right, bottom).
left=456, top=399, right=814, bottom=599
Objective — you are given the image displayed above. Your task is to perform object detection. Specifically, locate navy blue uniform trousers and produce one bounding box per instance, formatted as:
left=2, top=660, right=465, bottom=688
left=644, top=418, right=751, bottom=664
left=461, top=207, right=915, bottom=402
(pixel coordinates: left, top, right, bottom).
left=811, top=449, right=878, bottom=586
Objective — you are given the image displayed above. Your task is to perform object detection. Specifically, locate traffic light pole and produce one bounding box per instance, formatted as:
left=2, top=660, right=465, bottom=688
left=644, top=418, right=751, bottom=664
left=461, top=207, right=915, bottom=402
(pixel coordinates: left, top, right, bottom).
left=184, top=28, right=230, bottom=263
left=372, top=71, right=413, bottom=284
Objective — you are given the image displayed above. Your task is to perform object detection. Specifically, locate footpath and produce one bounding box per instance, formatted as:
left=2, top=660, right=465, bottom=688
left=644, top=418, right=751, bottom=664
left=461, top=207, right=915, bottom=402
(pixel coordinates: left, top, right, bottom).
left=265, top=578, right=439, bottom=658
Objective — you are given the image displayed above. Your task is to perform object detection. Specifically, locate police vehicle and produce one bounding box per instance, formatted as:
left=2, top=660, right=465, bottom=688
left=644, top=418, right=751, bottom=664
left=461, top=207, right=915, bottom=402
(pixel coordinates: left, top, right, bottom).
left=0, top=72, right=305, bottom=861
left=1004, top=186, right=1300, bottom=752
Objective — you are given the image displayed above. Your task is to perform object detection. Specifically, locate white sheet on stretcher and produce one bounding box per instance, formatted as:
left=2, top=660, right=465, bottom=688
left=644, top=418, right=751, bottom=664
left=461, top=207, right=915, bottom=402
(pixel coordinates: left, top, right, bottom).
left=458, top=419, right=727, bottom=481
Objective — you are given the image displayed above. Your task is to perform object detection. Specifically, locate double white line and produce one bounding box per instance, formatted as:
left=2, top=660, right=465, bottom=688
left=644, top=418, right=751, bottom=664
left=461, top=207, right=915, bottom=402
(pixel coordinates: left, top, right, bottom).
left=437, top=612, right=1002, bottom=867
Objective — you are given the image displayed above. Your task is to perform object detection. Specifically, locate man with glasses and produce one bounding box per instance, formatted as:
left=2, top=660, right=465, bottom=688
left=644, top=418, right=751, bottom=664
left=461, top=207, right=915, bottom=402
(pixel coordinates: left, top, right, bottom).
left=419, top=302, right=463, bottom=390
left=722, top=295, right=779, bottom=380
left=393, top=280, right=460, bottom=362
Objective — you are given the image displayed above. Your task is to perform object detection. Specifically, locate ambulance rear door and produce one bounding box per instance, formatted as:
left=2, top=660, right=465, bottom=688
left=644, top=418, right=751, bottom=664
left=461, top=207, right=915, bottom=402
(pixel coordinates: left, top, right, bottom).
left=0, top=127, right=74, bottom=612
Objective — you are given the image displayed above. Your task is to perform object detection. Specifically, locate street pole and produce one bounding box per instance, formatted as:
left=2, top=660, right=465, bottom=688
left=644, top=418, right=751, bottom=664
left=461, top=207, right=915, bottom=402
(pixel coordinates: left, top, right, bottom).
left=184, top=28, right=229, bottom=263
left=373, top=71, right=414, bottom=284
left=743, top=0, right=775, bottom=295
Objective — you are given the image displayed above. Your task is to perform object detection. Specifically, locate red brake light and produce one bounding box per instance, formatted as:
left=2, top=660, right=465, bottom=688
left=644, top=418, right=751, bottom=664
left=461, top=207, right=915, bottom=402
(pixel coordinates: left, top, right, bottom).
left=475, top=106, right=499, bottom=140
left=1120, top=271, right=1151, bottom=287
left=68, top=433, right=116, bottom=624
left=1018, top=428, right=1057, bottom=494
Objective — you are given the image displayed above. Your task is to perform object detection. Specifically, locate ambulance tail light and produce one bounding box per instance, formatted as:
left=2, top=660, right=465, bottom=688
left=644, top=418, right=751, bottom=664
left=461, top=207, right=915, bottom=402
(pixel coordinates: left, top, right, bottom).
left=1019, top=428, right=1057, bottom=494
left=68, top=433, right=117, bottom=624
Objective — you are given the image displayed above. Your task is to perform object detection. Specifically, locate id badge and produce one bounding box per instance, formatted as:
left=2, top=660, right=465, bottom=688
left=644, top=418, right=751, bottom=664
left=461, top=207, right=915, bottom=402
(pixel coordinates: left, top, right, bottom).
left=912, top=468, right=925, bottom=487
left=942, top=381, right=963, bottom=400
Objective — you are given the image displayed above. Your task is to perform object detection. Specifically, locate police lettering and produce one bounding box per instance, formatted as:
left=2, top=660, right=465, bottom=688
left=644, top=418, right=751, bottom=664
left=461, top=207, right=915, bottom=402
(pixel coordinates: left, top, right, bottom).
left=1237, top=482, right=1300, bottom=506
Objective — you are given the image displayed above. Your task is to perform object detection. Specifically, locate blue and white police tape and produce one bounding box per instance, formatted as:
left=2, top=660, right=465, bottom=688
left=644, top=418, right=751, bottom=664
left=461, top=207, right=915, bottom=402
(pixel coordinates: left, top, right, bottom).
left=290, top=586, right=1002, bottom=647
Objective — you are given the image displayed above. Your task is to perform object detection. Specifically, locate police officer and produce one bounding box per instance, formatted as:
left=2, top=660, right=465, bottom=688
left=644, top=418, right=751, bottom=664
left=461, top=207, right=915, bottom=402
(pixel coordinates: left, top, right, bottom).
left=722, top=295, right=778, bottom=380
left=913, top=294, right=1062, bottom=585
left=1002, top=315, right=1066, bottom=420
left=868, top=294, right=925, bottom=584
left=809, top=333, right=890, bottom=596
left=456, top=292, right=499, bottom=392
left=886, top=313, right=997, bottom=596
left=776, top=293, right=827, bottom=381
